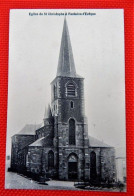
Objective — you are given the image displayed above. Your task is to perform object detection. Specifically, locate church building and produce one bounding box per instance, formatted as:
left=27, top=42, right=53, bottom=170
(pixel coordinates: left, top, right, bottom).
left=11, top=18, right=116, bottom=183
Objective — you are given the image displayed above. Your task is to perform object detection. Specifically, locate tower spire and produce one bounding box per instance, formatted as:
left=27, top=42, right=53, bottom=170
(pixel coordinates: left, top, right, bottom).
left=56, top=17, right=76, bottom=77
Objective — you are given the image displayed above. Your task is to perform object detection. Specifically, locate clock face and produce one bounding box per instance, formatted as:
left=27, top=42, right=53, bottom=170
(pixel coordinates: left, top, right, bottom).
left=68, top=155, right=77, bottom=162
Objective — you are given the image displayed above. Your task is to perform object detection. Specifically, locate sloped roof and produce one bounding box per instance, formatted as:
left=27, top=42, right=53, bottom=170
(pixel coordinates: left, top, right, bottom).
left=89, top=136, right=112, bottom=148
left=29, top=136, right=46, bottom=146
left=17, top=124, right=42, bottom=135
left=29, top=134, right=53, bottom=147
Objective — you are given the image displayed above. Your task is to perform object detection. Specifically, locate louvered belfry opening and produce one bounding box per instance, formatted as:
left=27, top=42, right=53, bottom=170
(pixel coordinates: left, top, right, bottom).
left=67, top=82, right=76, bottom=96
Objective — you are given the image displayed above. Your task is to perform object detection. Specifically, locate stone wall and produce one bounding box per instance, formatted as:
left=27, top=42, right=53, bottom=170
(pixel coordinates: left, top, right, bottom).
left=36, top=119, right=54, bottom=140
left=17, top=148, right=28, bottom=173
left=51, top=77, right=85, bottom=122
left=11, top=134, right=35, bottom=170
left=58, top=147, right=85, bottom=181
left=100, top=147, right=116, bottom=182
left=26, top=146, right=58, bottom=178
left=88, top=147, right=116, bottom=183
left=51, top=75, right=90, bottom=181
left=26, top=146, right=42, bottom=174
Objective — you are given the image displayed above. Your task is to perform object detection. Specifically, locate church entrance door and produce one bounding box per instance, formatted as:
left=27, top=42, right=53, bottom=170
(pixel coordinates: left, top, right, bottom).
left=68, top=154, right=78, bottom=180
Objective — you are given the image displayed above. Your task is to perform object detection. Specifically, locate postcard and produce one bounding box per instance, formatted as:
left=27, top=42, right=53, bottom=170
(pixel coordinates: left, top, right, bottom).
left=5, top=9, right=126, bottom=191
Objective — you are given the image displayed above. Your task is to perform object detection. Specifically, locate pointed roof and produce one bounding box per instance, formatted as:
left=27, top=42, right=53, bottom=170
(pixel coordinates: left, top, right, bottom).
left=44, top=104, right=52, bottom=118
left=57, top=17, right=77, bottom=77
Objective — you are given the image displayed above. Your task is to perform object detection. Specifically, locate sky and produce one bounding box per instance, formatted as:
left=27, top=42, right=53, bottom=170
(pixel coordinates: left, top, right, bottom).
left=6, top=9, right=126, bottom=155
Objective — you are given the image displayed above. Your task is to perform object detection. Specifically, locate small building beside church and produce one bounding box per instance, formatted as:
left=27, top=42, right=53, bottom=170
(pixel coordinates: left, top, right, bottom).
left=115, top=147, right=126, bottom=183
left=11, top=18, right=116, bottom=183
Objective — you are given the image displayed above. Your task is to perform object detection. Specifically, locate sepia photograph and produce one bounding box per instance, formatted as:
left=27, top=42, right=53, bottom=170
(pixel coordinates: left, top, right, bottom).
left=5, top=9, right=126, bottom=191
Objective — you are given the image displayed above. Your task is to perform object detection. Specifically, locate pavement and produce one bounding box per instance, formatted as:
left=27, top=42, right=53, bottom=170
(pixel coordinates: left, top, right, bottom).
left=5, top=171, right=126, bottom=192
left=5, top=171, right=78, bottom=190
left=5, top=161, right=125, bottom=192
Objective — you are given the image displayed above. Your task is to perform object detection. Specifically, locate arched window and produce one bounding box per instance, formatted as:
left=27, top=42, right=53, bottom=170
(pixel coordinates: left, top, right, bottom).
left=69, top=119, right=75, bottom=145
left=48, top=150, right=54, bottom=169
left=67, top=82, right=76, bottom=96
left=90, top=151, right=97, bottom=180
left=53, top=85, right=56, bottom=98
left=70, top=101, right=74, bottom=108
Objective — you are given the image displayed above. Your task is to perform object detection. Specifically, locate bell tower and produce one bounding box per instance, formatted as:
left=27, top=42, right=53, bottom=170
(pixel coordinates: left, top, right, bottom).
left=51, top=18, right=90, bottom=181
